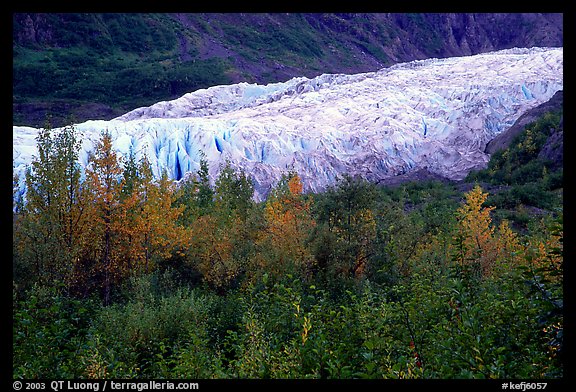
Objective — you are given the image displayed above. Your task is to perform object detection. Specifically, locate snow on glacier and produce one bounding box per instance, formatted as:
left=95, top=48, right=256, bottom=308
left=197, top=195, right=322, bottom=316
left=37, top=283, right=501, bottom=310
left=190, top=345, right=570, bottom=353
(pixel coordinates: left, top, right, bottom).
left=13, top=47, right=563, bottom=200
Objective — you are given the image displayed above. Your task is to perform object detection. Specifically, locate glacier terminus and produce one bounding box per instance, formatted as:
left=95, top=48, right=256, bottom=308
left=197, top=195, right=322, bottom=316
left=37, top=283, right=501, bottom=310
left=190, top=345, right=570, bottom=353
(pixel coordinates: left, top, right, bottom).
left=13, top=47, right=563, bottom=200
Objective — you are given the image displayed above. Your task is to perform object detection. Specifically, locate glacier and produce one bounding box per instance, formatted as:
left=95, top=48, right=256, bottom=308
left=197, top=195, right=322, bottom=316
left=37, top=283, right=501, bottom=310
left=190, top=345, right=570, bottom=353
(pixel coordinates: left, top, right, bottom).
left=13, top=47, right=563, bottom=200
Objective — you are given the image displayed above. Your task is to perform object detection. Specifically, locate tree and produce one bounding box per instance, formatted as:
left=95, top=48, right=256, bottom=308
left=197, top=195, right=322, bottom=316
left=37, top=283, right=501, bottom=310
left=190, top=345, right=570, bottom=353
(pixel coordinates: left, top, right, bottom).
left=187, top=161, right=255, bottom=292
left=312, top=174, right=377, bottom=280
left=84, top=130, right=128, bottom=304
left=14, top=124, right=91, bottom=292
left=176, top=154, right=214, bottom=227
left=121, top=145, right=139, bottom=199
left=196, top=154, right=214, bottom=214
left=452, top=184, right=533, bottom=280
left=131, top=161, right=189, bottom=274
left=85, top=138, right=190, bottom=302
left=255, top=173, right=316, bottom=282
left=213, top=160, right=254, bottom=224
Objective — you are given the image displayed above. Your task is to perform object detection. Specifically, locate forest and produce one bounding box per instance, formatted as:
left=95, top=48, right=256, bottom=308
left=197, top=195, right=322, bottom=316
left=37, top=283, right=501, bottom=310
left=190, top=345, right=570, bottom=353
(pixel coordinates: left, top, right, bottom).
left=12, top=111, right=563, bottom=379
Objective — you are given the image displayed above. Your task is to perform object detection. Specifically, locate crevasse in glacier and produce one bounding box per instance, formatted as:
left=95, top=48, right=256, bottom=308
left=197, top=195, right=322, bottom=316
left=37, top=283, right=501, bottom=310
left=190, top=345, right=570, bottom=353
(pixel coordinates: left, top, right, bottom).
left=13, top=47, right=563, bottom=201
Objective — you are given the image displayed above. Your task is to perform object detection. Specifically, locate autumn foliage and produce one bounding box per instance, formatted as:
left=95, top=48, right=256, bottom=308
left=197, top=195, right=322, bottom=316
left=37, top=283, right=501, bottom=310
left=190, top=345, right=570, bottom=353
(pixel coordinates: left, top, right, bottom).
left=13, top=126, right=563, bottom=379
left=259, top=174, right=316, bottom=280
left=14, top=128, right=190, bottom=302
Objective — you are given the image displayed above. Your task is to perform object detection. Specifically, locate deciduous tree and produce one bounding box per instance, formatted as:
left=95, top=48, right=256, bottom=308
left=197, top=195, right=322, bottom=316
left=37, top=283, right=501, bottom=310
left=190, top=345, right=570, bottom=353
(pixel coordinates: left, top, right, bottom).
left=256, top=173, right=316, bottom=281
left=84, top=130, right=127, bottom=304
left=14, top=124, right=91, bottom=292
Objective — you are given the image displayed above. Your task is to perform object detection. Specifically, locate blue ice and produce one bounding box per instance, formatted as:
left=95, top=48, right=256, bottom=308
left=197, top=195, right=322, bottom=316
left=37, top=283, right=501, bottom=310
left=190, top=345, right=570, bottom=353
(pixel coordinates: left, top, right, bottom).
left=521, top=84, right=534, bottom=99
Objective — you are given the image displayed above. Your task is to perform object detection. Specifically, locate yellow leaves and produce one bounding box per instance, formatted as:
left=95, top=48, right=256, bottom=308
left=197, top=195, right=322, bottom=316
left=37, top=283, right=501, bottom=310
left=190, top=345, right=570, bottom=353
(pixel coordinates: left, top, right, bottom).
left=454, top=185, right=523, bottom=277
left=456, top=185, right=495, bottom=243
left=496, top=220, right=521, bottom=263
left=452, top=184, right=562, bottom=287
left=73, top=132, right=192, bottom=295
left=291, top=299, right=312, bottom=346
left=355, top=208, right=377, bottom=242
left=301, top=315, right=312, bottom=345
left=190, top=215, right=241, bottom=291
left=525, top=229, right=563, bottom=284
left=519, top=129, right=538, bottom=155
left=346, top=209, right=377, bottom=278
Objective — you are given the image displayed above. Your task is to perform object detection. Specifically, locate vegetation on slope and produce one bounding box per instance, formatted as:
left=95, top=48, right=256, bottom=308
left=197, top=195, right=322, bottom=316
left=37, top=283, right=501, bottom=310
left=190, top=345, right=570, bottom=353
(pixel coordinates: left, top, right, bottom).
left=13, top=105, right=563, bottom=379
left=466, top=109, right=563, bottom=230
left=13, top=13, right=563, bottom=127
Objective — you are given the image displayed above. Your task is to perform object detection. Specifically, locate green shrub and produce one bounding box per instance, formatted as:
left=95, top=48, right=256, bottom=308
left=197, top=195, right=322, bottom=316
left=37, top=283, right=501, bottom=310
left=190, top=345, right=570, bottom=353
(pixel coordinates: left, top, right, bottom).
left=13, top=284, right=95, bottom=378
left=84, top=274, right=216, bottom=377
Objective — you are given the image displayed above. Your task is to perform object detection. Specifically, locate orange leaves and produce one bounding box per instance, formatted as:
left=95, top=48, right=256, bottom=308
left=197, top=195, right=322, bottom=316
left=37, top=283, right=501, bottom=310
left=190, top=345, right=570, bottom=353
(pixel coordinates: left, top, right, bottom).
left=264, top=174, right=315, bottom=241
left=288, top=174, right=303, bottom=196
left=120, top=173, right=190, bottom=275
left=259, top=174, right=316, bottom=279
left=74, top=131, right=191, bottom=300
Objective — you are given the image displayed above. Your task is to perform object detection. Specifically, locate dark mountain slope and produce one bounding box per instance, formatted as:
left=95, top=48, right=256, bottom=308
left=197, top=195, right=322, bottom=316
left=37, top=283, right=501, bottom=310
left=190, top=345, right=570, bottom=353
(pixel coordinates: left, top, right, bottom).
left=13, top=13, right=563, bottom=127
left=485, top=90, right=563, bottom=158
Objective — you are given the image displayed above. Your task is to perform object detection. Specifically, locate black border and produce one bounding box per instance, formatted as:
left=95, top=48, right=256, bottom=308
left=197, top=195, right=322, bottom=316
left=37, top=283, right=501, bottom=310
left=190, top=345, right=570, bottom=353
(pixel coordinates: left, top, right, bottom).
left=8, top=6, right=572, bottom=391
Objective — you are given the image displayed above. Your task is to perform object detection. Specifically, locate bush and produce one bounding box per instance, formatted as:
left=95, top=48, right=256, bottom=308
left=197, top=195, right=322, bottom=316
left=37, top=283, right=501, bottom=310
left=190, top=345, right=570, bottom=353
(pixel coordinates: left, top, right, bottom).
left=13, top=284, right=95, bottom=378
left=82, top=273, right=217, bottom=378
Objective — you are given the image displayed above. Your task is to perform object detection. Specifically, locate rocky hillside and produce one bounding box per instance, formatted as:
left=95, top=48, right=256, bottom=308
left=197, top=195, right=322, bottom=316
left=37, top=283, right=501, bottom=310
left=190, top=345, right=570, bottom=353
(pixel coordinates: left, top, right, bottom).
left=13, top=13, right=563, bottom=127
left=485, top=90, right=563, bottom=155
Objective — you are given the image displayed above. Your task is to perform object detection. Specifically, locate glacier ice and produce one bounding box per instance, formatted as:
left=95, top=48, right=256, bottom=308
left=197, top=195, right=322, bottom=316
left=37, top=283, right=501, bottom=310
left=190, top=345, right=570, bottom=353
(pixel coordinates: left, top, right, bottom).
left=13, top=47, right=563, bottom=200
